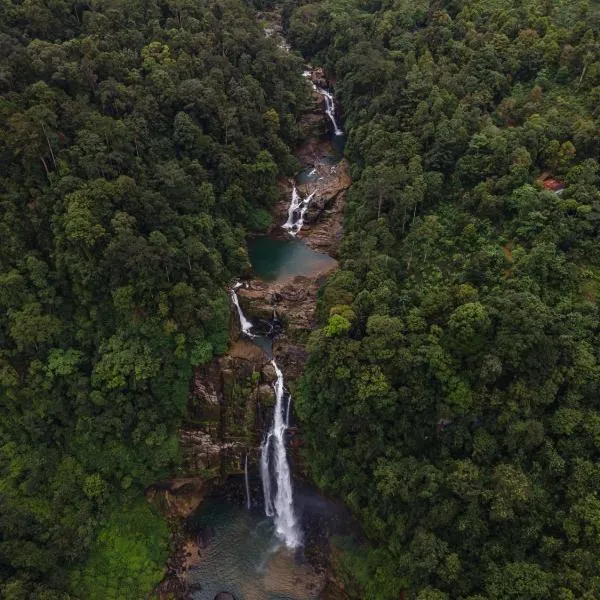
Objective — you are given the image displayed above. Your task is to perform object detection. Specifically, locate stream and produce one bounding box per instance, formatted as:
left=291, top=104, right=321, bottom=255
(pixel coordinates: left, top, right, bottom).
left=183, top=13, right=351, bottom=600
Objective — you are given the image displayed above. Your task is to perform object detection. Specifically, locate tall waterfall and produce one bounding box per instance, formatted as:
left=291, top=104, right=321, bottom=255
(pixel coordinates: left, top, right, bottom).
left=282, top=185, right=316, bottom=236
left=231, top=283, right=254, bottom=337
left=260, top=360, right=301, bottom=547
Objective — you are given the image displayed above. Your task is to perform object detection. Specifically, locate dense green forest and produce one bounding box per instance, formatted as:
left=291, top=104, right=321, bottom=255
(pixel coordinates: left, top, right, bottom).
left=0, top=0, right=307, bottom=597
left=289, top=0, right=600, bottom=598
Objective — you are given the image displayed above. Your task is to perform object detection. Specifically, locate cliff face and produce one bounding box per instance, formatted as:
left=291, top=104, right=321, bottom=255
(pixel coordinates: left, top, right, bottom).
left=180, top=340, right=275, bottom=477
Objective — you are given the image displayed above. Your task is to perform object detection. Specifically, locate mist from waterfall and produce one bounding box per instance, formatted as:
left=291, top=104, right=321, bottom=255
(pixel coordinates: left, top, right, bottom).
left=260, top=360, right=301, bottom=548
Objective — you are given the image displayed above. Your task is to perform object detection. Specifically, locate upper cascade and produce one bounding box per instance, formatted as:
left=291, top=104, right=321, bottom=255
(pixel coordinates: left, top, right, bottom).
left=302, top=70, right=343, bottom=136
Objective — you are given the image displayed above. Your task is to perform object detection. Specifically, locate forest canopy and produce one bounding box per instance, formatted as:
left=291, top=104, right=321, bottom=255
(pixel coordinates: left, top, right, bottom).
left=0, top=0, right=307, bottom=596
left=288, top=0, right=600, bottom=598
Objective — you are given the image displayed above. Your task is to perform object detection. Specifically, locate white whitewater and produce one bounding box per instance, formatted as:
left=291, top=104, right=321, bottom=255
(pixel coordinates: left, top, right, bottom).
left=231, top=283, right=254, bottom=337
left=283, top=185, right=302, bottom=230
left=317, top=86, right=343, bottom=136
left=260, top=360, right=301, bottom=547
left=282, top=186, right=316, bottom=236
left=245, top=454, right=251, bottom=510
left=302, top=70, right=343, bottom=135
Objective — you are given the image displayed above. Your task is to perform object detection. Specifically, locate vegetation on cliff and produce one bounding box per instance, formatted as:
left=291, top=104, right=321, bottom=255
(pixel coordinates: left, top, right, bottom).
left=289, top=0, right=600, bottom=598
left=0, top=0, right=308, bottom=596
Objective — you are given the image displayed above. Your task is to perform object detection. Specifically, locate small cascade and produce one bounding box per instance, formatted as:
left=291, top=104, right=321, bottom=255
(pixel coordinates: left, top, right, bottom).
left=244, top=454, right=251, bottom=510
left=316, top=86, right=343, bottom=136
left=260, top=360, right=301, bottom=547
left=283, top=185, right=302, bottom=230
left=282, top=185, right=316, bottom=236
left=285, top=395, right=292, bottom=427
left=231, top=283, right=254, bottom=337
left=302, top=70, right=343, bottom=135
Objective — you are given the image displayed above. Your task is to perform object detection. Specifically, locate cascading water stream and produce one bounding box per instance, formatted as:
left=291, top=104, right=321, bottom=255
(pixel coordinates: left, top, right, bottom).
left=282, top=185, right=316, bottom=236
left=260, top=360, right=301, bottom=547
left=283, top=185, right=302, bottom=230
left=317, top=86, right=343, bottom=136
left=301, top=70, right=343, bottom=136
left=231, top=283, right=254, bottom=337
left=244, top=454, right=251, bottom=510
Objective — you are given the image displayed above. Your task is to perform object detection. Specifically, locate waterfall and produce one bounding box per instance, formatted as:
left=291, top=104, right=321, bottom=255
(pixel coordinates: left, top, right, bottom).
left=282, top=186, right=316, bottom=236
left=231, top=283, right=254, bottom=337
left=286, top=395, right=292, bottom=427
left=316, top=86, right=343, bottom=136
left=244, top=454, right=251, bottom=510
left=302, top=70, right=343, bottom=136
left=260, top=435, right=274, bottom=517
left=260, top=360, right=301, bottom=547
left=283, top=185, right=302, bottom=230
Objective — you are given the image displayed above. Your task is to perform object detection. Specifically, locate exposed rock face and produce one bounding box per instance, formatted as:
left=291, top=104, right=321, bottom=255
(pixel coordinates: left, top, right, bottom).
left=272, top=147, right=349, bottom=257
left=179, top=339, right=276, bottom=477
left=238, top=272, right=334, bottom=337
left=298, top=159, right=350, bottom=256
left=147, top=478, right=206, bottom=520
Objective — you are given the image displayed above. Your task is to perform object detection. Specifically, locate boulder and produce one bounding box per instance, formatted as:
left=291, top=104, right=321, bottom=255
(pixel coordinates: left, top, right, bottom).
left=146, top=478, right=205, bottom=519
left=258, top=383, right=275, bottom=405
left=262, top=362, right=277, bottom=382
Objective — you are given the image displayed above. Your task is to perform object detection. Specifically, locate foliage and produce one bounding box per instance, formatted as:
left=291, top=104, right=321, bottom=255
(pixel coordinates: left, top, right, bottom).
left=290, top=0, right=600, bottom=598
left=0, top=0, right=306, bottom=595
left=70, top=501, right=169, bottom=600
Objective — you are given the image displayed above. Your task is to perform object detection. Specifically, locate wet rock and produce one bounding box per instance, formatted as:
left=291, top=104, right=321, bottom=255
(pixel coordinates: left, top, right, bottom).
left=258, top=383, right=275, bottom=404
left=147, top=478, right=205, bottom=519
left=273, top=336, right=309, bottom=383
left=179, top=429, right=242, bottom=472
left=214, top=593, right=236, bottom=600
left=189, top=361, right=222, bottom=423
left=298, top=159, right=350, bottom=257
left=262, top=362, right=277, bottom=382
left=227, top=339, right=267, bottom=364
left=300, top=109, right=328, bottom=138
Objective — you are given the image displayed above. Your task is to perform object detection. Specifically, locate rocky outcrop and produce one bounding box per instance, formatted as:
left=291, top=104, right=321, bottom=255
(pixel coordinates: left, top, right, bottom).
left=299, top=159, right=350, bottom=256
left=272, top=147, right=350, bottom=257
left=147, top=478, right=206, bottom=520
left=238, top=271, right=334, bottom=337
left=179, top=338, right=277, bottom=477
